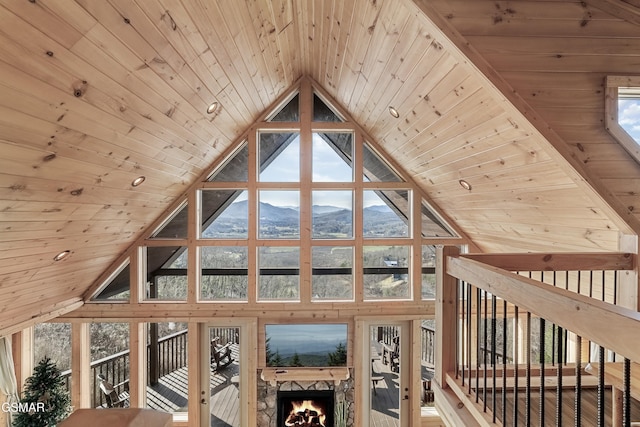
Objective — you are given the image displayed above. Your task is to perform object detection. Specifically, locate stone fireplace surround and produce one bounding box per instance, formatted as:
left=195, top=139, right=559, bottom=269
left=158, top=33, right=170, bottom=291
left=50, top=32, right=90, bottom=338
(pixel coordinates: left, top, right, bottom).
left=256, top=368, right=355, bottom=427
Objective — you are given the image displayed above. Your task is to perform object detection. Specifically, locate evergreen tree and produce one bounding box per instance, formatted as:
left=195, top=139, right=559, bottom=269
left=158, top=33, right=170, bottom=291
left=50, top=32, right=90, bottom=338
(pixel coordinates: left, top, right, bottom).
left=327, top=342, right=347, bottom=366
left=13, top=357, right=71, bottom=427
left=289, top=352, right=303, bottom=367
left=271, top=351, right=283, bottom=367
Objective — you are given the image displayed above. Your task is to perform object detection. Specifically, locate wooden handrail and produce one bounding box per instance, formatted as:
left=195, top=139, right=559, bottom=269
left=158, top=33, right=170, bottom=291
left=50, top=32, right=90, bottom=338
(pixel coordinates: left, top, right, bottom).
left=461, top=252, right=635, bottom=272
left=447, top=255, right=640, bottom=363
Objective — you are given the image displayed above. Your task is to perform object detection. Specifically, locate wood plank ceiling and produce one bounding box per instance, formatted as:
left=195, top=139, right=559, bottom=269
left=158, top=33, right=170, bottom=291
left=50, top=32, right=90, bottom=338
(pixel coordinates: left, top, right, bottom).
left=0, top=0, right=637, bottom=329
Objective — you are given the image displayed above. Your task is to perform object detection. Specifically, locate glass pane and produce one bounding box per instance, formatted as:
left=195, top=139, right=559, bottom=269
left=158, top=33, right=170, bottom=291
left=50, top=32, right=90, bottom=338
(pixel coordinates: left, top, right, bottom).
left=313, top=93, right=342, bottom=122
left=363, top=143, right=402, bottom=182
left=259, top=191, right=300, bottom=239
left=312, top=191, right=353, bottom=239
left=269, top=93, right=299, bottom=122
left=266, top=324, right=347, bottom=367
left=370, top=325, right=401, bottom=424
left=258, top=247, right=299, bottom=301
left=312, top=246, right=353, bottom=301
left=91, top=322, right=130, bottom=408
left=34, top=323, right=72, bottom=395
left=200, top=246, right=248, bottom=301
left=145, top=246, right=188, bottom=301
left=312, top=132, right=353, bottom=182
left=421, top=199, right=454, bottom=238
left=151, top=202, right=187, bottom=239
left=93, top=260, right=130, bottom=301
left=209, top=326, right=241, bottom=425
left=422, top=245, right=436, bottom=300
left=146, top=322, right=188, bottom=413
left=363, top=246, right=410, bottom=300
left=259, top=132, right=300, bottom=182
left=363, top=190, right=410, bottom=238
left=208, top=143, right=248, bottom=182
left=201, top=190, right=248, bottom=239
left=420, top=320, right=436, bottom=407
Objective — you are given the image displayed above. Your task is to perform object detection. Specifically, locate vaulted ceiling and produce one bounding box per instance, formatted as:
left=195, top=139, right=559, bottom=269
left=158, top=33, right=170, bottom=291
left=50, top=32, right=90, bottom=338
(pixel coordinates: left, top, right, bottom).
left=1, top=0, right=640, bottom=333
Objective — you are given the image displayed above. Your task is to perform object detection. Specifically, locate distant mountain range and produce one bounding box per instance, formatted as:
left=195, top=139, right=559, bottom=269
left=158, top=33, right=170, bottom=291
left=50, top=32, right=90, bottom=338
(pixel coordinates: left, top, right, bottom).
left=203, top=200, right=408, bottom=237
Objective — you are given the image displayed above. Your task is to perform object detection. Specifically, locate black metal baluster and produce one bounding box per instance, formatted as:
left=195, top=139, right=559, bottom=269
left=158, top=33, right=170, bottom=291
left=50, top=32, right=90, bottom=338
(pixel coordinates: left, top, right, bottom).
left=476, top=287, right=481, bottom=404
left=491, top=295, right=497, bottom=421
left=483, top=290, right=488, bottom=412
left=460, top=281, right=465, bottom=384
left=597, top=346, right=605, bottom=427
left=540, top=318, right=546, bottom=427
left=556, top=326, right=563, bottom=427
left=502, top=298, right=507, bottom=425
left=526, top=312, right=531, bottom=427
left=575, top=336, right=582, bottom=427
left=623, top=358, right=631, bottom=427
left=467, top=283, right=472, bottom=395
left=513, top=306, right=519, bottom=427
left=456, top=280, right=461, bottom=380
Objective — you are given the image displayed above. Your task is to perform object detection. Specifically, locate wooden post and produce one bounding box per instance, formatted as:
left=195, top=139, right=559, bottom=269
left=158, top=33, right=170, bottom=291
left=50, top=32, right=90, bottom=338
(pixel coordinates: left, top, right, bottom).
left=71, top=323, right=90, bottom=409
left=618, top=234, right=638, bottom=313
left=188, top=322, right=201, bottom=427
left=436, top=245, right=460, bottom=388
left=612, top=386, right=623, bottom=427
left=128, top=322, right=146, bottom=408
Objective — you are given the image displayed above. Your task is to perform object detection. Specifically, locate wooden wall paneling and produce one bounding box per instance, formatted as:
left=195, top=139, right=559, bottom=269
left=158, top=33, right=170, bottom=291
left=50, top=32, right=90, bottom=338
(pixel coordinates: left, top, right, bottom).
left=334, top=0, right=381, bottom=106
left=348, top=2, right=410, bottom=119
left=359, top=19, right=436, bottom=128
left=180, top=0, right=265, bottom=114
left=377, top=55, right=466, bottom=146
left=321, top=0, right=356, bottom=93
left=219, top=2, right=279, bottom=105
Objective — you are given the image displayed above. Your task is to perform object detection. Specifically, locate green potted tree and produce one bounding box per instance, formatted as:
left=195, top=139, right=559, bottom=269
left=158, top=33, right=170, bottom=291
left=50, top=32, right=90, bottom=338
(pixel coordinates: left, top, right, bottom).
left=13, top=357, right=71, bottom=427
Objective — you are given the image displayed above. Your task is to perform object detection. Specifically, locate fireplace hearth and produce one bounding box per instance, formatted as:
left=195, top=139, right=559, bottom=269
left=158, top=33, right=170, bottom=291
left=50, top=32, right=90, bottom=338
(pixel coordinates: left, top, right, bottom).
left=277, top=390, right=334, bottom=427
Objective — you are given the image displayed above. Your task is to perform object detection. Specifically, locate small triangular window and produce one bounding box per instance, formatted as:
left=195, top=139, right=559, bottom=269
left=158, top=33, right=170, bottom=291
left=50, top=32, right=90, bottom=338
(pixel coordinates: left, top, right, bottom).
left=92, top=259, right=130, bottom=301
left=207, top=142, right=249, bottom=182
left=269, top=93, right=300, bottom=122
left=151, top=201, right=188, bottom=239
left=313, top=93, right=343, bottom=122
left=363, top=143, right=403, bottom=182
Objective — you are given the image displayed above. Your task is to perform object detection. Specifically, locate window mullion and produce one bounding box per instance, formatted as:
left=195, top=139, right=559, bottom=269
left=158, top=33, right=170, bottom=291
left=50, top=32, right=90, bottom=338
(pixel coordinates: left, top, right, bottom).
left=299, top=80, right=313, bottom=304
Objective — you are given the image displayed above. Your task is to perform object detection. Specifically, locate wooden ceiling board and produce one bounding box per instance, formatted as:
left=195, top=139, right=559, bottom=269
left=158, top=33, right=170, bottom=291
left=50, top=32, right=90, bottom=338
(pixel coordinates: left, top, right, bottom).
left=0, top=0, right=638, bottom=331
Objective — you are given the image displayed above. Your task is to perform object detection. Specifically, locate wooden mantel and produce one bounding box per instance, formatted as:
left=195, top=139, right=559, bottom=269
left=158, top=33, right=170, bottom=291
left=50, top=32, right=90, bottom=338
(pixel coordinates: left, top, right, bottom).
left=260, top=367, right=350, bottom=386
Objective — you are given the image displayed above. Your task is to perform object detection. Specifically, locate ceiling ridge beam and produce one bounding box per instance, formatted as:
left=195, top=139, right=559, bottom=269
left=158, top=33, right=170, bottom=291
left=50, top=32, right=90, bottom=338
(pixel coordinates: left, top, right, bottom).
left=405, top=0, right=639, bottom=237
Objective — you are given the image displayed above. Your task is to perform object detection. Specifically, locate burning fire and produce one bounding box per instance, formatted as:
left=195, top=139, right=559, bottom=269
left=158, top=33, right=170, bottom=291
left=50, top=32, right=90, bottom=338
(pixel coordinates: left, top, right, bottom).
left=284, top=400, right=327, bottom=427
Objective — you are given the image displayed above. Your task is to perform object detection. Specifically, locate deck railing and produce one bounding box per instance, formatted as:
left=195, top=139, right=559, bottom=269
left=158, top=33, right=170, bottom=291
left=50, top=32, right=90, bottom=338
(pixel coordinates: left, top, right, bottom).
left=441, top=252, right=640, bottom=427
left=81, top=329, right=189, bottom=407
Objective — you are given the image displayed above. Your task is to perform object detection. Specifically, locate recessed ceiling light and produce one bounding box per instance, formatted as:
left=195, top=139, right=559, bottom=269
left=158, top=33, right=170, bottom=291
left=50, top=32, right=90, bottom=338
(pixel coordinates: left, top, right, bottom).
left=206, top=101, right=219, bottom=114
left=131, top=176, right=146, bottom=187
left=388, top=106, right=400, bottom=118
left=459, top=179, right=472, bottom=191
left=53, top=250, right=71, bottom=261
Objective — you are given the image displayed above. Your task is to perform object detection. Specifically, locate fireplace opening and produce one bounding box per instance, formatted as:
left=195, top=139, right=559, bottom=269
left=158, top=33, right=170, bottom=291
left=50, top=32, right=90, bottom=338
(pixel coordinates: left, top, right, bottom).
left=277, top=390, right=334, bottom=427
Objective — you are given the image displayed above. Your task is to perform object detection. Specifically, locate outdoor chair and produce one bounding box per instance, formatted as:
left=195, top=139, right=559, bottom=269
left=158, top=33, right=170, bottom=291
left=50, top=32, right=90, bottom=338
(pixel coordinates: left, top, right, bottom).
left=382, top=335, right=400, bottom=373
left=97, top=373, right=130, bottom=408
left=211, top=337, right=234, bottom=371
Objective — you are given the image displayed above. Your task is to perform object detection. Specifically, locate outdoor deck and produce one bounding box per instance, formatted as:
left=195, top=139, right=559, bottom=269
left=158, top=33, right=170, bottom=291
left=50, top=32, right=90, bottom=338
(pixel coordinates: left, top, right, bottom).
left=146, top=344, right=240, bottom=427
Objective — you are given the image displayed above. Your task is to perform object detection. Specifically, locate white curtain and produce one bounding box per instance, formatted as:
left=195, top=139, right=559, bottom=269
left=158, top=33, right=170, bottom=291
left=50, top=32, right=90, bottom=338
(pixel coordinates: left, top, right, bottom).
left=0, top=337, right=19, bottom=427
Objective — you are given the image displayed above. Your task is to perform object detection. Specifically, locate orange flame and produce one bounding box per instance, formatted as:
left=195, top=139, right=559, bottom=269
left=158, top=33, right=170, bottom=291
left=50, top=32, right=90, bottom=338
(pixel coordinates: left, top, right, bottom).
left=284, top=400, right=327, bottom=426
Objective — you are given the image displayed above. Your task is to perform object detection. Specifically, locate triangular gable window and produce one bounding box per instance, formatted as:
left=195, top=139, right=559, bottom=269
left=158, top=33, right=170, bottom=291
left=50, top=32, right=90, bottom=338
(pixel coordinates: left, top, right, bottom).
left=150, top=201, right=188, bottom=239
left=268, top=93, right=299, bottom=122
left=92, top=259, right=130, bottom=301
left=363, top=143, right=403, bottom=182
left=90, top=79, right=463, bottom=304
left=421, top=199, right=455, bottom=238
left=207, top=142, right=249, bottom=182
left=313, top=93, right=343, bottom=122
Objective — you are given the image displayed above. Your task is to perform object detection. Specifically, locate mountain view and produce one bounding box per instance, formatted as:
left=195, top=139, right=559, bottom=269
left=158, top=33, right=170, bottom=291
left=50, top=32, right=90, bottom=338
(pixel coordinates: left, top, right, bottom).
left=202, top=200, right=408, bottom=238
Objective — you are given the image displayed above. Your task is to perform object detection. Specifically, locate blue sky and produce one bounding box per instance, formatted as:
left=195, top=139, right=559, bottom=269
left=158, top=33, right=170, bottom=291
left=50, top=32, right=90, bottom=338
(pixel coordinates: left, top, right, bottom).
left=618, top=99, right=640, bottom=142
